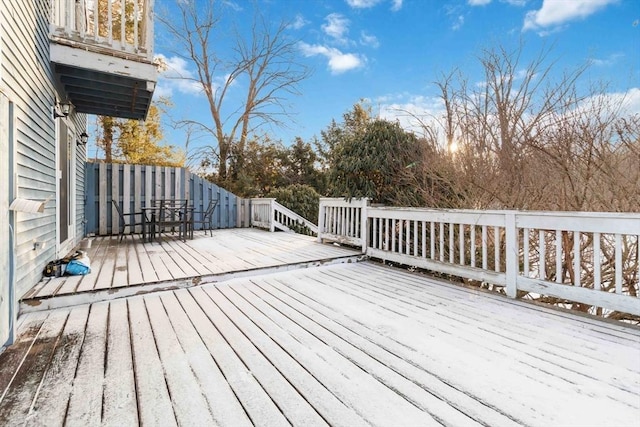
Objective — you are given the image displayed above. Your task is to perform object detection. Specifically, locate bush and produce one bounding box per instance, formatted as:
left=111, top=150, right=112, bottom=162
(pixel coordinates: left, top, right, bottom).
left=266, top=184, right=320, bottom=223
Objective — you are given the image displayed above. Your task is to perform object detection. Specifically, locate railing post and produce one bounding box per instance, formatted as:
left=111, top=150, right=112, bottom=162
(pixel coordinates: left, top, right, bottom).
left=146, top=0, right=155, bottom=58
left=269, top=199, right=275, bottom=232
left=505, top=211, right=518, bottom=298
left=360, top=198, right=369, bottom=254
left=317, top=199, right=326, bottom=243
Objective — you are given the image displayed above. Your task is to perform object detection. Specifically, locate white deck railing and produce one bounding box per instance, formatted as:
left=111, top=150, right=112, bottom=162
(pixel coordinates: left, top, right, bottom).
left=319, top=198, right=640, bottom=316
left=251, top=198, right=318, bottom=236
left=318, top=198, right=369, bottom=248
left=50, top=0, right=154, bottom=60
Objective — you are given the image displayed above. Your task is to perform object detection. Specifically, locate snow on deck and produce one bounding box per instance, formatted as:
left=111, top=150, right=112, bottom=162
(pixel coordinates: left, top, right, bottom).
left=22, top=228, right=361, bottom=301
left=2, top=261, right=639, bottom=426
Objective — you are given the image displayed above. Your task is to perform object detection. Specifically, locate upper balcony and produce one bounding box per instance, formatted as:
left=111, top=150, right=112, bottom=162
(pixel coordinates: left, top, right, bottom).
left=49, top=0, right=157, bottom=120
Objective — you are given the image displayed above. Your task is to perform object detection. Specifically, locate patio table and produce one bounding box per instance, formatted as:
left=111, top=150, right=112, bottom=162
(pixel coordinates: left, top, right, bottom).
left=141, top=200, right=193, bottom=243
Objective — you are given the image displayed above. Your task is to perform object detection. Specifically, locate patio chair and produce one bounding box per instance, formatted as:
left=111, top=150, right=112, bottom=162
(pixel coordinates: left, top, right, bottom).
left=189, top=199, right=218, bottom=237
left=111, top=199, right=144, bottom=242
left=156, top=199, right=190, bottom=242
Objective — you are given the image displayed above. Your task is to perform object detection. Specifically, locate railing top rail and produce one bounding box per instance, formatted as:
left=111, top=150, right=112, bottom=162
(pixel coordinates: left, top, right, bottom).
left=366, top=206, right=639, bottom=234
left=273, top=202, right=319, bottom=234
left=50, top=0, right=154, bottom=61
left=367, top=205, right=640, bottom=219
left=319, top=197, right=369, bottom=207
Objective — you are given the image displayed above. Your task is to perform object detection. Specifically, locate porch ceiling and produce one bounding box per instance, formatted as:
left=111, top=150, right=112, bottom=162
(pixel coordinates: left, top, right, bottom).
left=50, top=43, right=156, bottom=120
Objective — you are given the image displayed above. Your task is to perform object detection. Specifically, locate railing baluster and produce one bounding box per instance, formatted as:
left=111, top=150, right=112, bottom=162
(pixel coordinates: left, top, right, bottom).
left=421, top=221, right=426, bottom=258
left=430, top=222, right=435, bottom=260
left=398, top=219, right=403, bottom=254
left=494, top=226, right=500, bottom=272
left=556, top=230, right=563, bottom=283
left=459, top=223, right=465, bottom=265
left=134, top=0, right=140, bottom=50
left=573, top=232, right=581, bottom=287
left=371, top=217, right=376, bottom=249
left=392, top=219, right=397, bottom=253
left=593, top=232, right=601, bottom=291
left=482, top=225, right=488, bottom=270
left=539, top=230, right=546, bottom=280
left=523, top=228, right=530, bottom=276
left=414, top=220, right=418, bottom=257
left=439, top=222, right=444, bottom=262
left=108, top=0, right=113, bottom=44
left=449, top=223, right=454, bottom=263
left=120, top=0, right=125, bottom=45
left=385, top=218, right=390, bottom=251
left=615, top=233, right=622, bottom=294
left=470, top=225, right=476, bottom=267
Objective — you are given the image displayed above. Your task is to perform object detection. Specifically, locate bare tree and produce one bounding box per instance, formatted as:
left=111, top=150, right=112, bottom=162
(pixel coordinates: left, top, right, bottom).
left=158, top=0, right=311, bottom=181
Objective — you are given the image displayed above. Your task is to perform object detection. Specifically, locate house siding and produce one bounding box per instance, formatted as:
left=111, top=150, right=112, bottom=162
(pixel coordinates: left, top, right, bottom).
left=1, top=0, right=87, bottom=302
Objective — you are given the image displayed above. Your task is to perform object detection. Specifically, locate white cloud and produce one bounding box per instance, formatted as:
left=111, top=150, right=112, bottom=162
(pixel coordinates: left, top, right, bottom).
left=452, top=15, right=465, bottom=30
left=322, top=13, right=350, bottom=43
left=222, top=1, right=243, bottom=12
left=360, top=31, right=380, bottom=48
left=524, top=0, right=617, bottom=32
left=468, top=0, right=528, bottom=5
left=346, top=0, right=403, bottom=11
left=346, top=0, right=383, bottom=8
left=391, top=0, right=403, bottom=11
left=375, top=93, right=446, bottom=137
left=155, top=54, right=203, bottom=97
left=589, top=53, right=624, bottom=67
left=290, top=14, right=309, bottom=30
left=299, top=42, right=365, bottom=74
left=588, top=87, right=640, bottom=116
left=621, top=87, right=640, bottom=114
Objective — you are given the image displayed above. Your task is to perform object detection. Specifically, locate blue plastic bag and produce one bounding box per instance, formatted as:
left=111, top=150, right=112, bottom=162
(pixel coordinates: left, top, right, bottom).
left=65, top=259, right=90, bottom=275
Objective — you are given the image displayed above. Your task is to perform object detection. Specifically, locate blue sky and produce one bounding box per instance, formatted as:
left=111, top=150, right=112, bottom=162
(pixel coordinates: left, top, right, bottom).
left=150, top=0, right=639, bottom=157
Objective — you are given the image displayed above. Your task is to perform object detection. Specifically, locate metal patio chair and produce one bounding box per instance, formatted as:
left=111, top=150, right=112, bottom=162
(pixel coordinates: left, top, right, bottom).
left=111, top=199, right=144, bottom=241
left=189, top=199, right=218, bottom=238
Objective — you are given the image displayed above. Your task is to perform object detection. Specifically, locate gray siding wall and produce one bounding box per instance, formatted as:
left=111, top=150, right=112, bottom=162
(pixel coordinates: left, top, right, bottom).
left=1, top=1, right=87, bottom=299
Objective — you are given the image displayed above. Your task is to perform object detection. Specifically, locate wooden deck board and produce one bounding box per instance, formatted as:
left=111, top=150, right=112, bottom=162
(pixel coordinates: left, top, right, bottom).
left=175, top=289, right=289, bottom=427
left=65, top=302, right=108, bottom=426
left=127, top=297, right=177, bottom=426
left=144, top=294, right=217, bottom=426
left=25, top=305, right=89, bottom=425
left=194, top=286, right=325, bottom=426
left=0, top=309, right=69, bottom=424
left=102, top=300, right=138, bottom=426
left=158, top=291, right=252, bottom=427
left=3, top=231, right=639, bottom=427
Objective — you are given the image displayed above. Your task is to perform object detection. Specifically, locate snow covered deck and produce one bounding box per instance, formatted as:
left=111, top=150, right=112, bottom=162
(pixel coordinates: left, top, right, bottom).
left=2, top=230, right=639, bottom=426
left=21, top=228, right=361, bottom=311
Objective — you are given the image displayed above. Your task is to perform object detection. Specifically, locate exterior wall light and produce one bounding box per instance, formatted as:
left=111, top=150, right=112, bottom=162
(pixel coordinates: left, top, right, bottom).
left=77, top=131, right=89, bottom=147
left=53, top=101, right=72, bottom=118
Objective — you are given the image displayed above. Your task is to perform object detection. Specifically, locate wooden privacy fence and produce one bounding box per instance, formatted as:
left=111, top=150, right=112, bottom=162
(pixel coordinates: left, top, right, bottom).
left=318, top=198, right=640, bottom=317
left=85, top=162, right=250, bottom=235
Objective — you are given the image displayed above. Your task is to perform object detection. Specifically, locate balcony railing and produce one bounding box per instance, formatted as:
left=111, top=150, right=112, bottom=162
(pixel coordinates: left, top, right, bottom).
left=50, top=0, right=154, bottom=61
left=49, top=0, right=156, bottom=119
